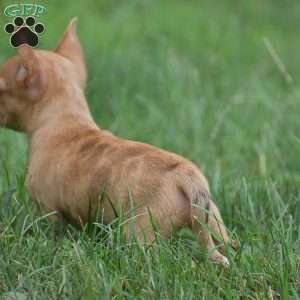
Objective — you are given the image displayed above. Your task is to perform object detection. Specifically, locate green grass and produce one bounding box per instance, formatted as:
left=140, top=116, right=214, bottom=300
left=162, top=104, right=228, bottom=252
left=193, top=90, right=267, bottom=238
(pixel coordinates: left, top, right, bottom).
left=1, top=0, right=300, bottom=298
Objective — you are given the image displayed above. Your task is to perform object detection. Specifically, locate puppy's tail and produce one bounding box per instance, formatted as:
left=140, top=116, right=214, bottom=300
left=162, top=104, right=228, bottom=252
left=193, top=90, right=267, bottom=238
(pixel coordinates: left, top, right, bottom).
left=191, top=189, right=230, bottom=239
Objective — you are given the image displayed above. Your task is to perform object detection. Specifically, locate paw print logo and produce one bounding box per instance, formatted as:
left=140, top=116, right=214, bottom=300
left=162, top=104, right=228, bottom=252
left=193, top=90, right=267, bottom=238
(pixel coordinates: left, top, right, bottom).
left=4, top=16, right=45, bottom=48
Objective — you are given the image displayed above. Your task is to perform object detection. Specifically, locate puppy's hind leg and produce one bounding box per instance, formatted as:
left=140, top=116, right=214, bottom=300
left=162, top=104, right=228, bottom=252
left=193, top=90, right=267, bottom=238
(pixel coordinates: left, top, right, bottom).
left=190, top=191, right=230, bottom=267
left=208, top=200, right=238, bottom=254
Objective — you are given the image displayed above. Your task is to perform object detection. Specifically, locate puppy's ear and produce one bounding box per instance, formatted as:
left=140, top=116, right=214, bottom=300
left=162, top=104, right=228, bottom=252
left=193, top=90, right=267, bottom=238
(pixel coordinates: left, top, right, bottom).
left=17, top=45, right=47, bottom=101
left=55, top=17, right=86, bottom=88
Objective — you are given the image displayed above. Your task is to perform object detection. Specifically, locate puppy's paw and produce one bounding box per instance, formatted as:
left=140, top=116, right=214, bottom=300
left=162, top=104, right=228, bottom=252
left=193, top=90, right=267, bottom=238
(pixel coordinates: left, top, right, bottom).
left=211, top=253, right=230, bottom=268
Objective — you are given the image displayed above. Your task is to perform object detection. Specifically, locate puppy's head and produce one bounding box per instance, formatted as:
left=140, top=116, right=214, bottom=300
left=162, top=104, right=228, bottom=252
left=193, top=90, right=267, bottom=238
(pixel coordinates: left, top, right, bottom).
left=0, top=18, right=86, bottom=132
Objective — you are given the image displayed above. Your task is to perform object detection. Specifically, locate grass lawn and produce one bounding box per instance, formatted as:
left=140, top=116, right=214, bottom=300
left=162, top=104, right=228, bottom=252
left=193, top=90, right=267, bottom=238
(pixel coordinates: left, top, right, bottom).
left=0, top=0, right=300, bottom=298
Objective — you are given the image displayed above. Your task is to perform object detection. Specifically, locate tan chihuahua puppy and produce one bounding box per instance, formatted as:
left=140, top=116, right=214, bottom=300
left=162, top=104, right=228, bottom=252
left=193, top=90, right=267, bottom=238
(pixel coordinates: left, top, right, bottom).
left=0, top=19, right=234, bottom=266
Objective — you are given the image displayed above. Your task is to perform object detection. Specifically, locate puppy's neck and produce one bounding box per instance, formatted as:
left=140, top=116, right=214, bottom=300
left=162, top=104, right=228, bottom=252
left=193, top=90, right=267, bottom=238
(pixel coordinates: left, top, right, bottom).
left=28, top=85, right=97, bottom=147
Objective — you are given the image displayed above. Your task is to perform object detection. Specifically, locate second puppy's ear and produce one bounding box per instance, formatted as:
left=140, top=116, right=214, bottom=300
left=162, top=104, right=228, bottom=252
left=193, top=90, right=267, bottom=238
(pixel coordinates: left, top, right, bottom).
left=55, top=17, right=87, bottom=88
left=17, top=45, right=47, bottom=101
